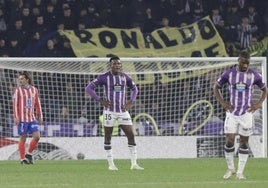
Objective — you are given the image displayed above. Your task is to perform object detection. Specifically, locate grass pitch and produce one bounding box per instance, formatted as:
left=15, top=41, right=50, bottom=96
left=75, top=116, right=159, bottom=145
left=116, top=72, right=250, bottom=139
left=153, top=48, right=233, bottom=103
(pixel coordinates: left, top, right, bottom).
left=0, top=158, right=268, bottom=188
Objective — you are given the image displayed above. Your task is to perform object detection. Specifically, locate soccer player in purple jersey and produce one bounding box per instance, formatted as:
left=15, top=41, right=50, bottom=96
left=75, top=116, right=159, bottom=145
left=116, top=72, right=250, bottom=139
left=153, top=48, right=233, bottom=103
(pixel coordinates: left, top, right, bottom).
left=213, top=51, right=267, bottom=180
left=85, top=55, right=144, bottom=171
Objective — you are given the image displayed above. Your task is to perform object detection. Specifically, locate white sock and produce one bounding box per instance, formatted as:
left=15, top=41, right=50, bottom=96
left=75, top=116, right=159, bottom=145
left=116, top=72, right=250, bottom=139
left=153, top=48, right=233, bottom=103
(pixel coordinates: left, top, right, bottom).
left=224, top=145, right=235, bottom=170
left=237, top=148, right=249, bottom=174
left=106, top=149, right=115, bottom=166
left=128, top=145, right=137, bottom=166
left=104, top=144, right=115, bottom=166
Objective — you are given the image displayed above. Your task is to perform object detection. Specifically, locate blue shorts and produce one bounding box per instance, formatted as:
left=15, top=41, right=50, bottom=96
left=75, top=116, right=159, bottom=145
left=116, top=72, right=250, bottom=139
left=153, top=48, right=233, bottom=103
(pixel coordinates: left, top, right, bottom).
left=17, top=121, right=39, bottom=135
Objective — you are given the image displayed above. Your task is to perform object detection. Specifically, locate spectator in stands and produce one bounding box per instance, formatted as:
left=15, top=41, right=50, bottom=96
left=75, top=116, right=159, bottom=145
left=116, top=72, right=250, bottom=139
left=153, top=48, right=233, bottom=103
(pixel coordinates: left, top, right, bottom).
left=79, top=94, right=102, bottom=125
left=158, top=17, right=171, bottom=29
left=0, top=37, right=8, bottom=56
left=44, top=3, right=58, bottom=31
left=32, top=0, right=45, bottom=12
left=57, top=3, right=76, bottom=30
left=77, top=21, right=86, bottom=30
left=225, top=40, right=237, bottom=57
left=49, top=0, right=61, bottom=12
left=250, top=36, right=258, bottom=45
left=169, top=2, right=192, bottom=27
left=154, top=0, right=173, bottom=23
left=5, top=0, right=24, bottom=25
left=0, top=4, right=7, bottom=36
left=214, top=51, right=267, bottom=180
left=79, top=4, right=102, bottom=29
left=54, top=105, right=73, bottom=123
left=141, top=8, right=158, bottom=33
left=129, top=0, right=148, bottom=28
left=24, top=31, right=43, bottom=57
left=246, top=4, right=262, bottom=38
left=7, top=37, right=23, bottom=57
left=183, top=0, right=195, bottom=17
left=110, top=0, right=131, bottom=29
left=31, top=6, right=41, bottom=17
left=225, top=4, right=242, bottom=43
left=97, top=0, right=115, bottom=28
left=211, top=8, right=222, bottom=26
left=56, top=21, right=65, bottom=31
left=20, top=6, right=33, bottom=33
left=237, top=17, right=257, bottom=50
left=7, top=18, right=28, bottom=50
left=237, top=0, right=250, bottom=16
left=33, top=15, right=49, bottom=37
left=192, top=0, right=205, bottom=21
left=60, top=37, right=76, bottom=57
left=85, top=55, right=144, bottom=171
left=41, top=39, right=60, bottom=57
left=216, top=19, right=230, bottom=42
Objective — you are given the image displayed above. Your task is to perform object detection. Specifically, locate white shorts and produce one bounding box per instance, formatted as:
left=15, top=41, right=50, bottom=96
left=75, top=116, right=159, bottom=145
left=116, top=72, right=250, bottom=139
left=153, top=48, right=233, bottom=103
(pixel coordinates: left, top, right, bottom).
left=103, top=110, right=133, bottom=127
left=224, top=112, right=253, bottom=136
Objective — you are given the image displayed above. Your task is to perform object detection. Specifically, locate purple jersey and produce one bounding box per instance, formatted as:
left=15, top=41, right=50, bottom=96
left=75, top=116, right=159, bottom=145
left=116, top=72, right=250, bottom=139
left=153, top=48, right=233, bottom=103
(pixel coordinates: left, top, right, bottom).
left=216, top=67, right=266, bottom=115
left=85, top=71, right=138, bottom=113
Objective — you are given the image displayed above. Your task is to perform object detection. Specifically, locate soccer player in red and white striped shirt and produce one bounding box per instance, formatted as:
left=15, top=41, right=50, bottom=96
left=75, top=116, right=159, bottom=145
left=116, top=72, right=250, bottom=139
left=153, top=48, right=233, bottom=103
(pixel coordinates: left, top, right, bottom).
left=13, top=71, right=43, bottom=164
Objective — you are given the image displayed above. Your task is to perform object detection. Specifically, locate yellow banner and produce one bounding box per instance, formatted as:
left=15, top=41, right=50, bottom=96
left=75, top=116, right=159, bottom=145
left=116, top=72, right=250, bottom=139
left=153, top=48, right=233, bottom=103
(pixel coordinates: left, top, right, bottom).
left=247, top=37, right=268, bottom=56
left=61, top=16, right=227, bottom=57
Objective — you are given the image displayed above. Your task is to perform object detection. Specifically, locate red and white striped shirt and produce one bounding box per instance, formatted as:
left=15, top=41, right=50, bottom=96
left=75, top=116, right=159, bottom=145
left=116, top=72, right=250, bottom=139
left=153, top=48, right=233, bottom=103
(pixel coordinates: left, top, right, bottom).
left=13, top=86, right=43, bottom=122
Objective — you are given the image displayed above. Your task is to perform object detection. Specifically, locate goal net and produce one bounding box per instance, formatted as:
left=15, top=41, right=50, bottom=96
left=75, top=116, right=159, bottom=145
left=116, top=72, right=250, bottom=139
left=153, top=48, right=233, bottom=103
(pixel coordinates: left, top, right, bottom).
left=0, top=57, right=267, bottom=160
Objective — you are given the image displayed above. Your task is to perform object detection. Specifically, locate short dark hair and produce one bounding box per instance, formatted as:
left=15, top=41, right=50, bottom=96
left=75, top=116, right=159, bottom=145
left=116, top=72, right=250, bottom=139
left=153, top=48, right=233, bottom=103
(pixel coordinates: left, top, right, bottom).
left=109, top=55, right=120, bottom=62
left=239, top=51, right=250, bottom=59
left=19, top=71, right=33, bottom=85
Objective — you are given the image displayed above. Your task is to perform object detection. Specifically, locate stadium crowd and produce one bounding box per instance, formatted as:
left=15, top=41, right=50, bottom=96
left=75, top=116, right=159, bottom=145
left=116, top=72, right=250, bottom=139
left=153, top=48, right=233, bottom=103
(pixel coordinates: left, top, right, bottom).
left=0, top=0, right=268, bottom=57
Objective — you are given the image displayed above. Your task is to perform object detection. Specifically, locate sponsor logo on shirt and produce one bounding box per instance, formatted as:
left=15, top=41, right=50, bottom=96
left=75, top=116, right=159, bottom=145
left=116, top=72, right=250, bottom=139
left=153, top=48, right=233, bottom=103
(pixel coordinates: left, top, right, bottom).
left=235, top=82, right=247, bottom=92
left=113, top=84, right=122, bottom=92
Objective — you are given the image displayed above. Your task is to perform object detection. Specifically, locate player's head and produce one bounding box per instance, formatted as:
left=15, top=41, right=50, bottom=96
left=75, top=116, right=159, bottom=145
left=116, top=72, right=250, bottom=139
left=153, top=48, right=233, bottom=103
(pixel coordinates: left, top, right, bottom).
left=238, top=51, right=250, bottom=72
left=18, top=71, right=33, bottom=86
left=109, top=55, right=122, bottom=75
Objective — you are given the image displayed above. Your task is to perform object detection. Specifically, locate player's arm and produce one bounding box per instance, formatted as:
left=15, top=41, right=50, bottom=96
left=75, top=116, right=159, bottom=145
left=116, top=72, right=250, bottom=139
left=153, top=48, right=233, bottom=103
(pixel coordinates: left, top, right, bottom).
left=213, top=82, right=233, bottom=112
left=35, top=88, right=43, bottom=124
left=85, top=78, right=101, bottom=101
left=248, top=86, right=267, bottom=112
left=249, top=73, right=268, bottom=112
left=123, top=75, right=138, bottom=111
left=12, top=88, right=20, bottom=125
left=85, top=76, right=111, bottom=107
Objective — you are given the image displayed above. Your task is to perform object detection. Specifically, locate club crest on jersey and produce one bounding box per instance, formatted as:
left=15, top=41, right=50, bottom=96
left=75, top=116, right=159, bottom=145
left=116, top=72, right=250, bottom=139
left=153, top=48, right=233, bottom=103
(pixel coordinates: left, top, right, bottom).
left=120, top=75, right=126, bottom=82
left=113, top=84, right=122, bottom=92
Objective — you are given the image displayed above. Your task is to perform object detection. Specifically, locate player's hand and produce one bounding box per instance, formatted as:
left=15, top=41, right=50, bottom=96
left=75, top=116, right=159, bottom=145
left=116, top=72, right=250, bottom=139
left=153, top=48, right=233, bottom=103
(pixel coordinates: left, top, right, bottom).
left=14, top=118, right=20, bottom=126
left=248, top=103, right=260, bottom=113
left=123, top=101, right=133, bottom=111
left=100, top=99, right=112, bottom=108
left=38, top=118, right=43, bottom=125
left=221, top=101, right=233, bottom=112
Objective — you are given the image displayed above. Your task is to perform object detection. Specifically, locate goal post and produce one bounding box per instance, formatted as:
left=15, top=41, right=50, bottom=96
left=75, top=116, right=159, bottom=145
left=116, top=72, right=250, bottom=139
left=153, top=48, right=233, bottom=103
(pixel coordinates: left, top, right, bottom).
left=0, top=57, right=267, bottom=160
